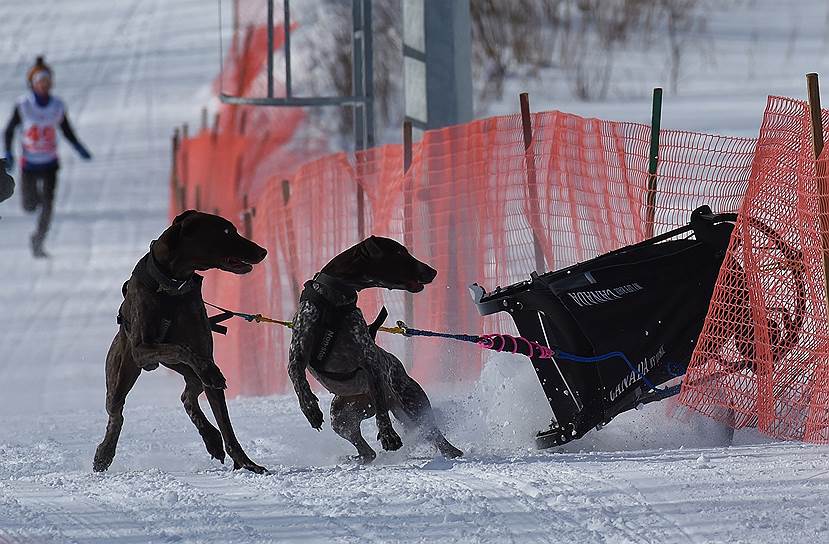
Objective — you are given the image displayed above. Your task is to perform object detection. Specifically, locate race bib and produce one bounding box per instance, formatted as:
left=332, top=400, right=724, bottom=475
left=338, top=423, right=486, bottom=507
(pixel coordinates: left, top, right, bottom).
left=22, top=124, right=58, bottom=156
left=17, top=93, right=65, bottom=165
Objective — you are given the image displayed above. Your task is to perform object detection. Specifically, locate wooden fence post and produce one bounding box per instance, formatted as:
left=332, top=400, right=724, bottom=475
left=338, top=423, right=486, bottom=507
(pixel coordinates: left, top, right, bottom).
left=282, top=179, right=301, bottom=304
left=242, top=193, right=253, bottom=238
left=170, top=128, right=181, bottom=213
left=645, top=87, right=663, bottom=239
left=212, top=113, right=221, bottom=140
left=403, top=120, right=414, bottom=369
left=180, top=123, right=189, bottom=210
left=519, top=92, right=547, bottom=273
left=356, top=171, right=366, bottom=240
left=807, top=73, right=829, bottom=314
left=239, top=110, right=248, bottom=135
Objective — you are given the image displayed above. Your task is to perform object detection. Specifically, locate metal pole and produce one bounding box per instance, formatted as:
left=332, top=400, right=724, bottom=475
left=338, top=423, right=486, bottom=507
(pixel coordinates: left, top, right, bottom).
left=807, top=73, right=829, bottom=315
left=363, top=0, right=375, bottom=149
left=267, top=0, right=274, bottom=98
left=352, top=0, right=366, bottom=239
left=645, top=87, right=663, bottom=238
left=520, top=92, right=547, bottom=273
left=284, top=0, right=292, bottom=98
left=352, top=1, right=365, bottom=152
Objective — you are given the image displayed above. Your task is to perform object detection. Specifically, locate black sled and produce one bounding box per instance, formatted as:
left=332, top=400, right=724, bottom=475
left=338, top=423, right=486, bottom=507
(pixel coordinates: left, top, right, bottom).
left=470, top=205, right=781, bottom=449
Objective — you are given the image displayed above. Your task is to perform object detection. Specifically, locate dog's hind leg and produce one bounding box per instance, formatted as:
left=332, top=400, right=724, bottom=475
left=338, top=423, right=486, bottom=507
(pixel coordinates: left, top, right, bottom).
left=176, top=366, right=225, bottom=464
left=389, top=367, right=463, bottom=459
left=203, top=388, right=267, bottom=474
left=93, top=336, right=142, bottom=472
left=366, top=373, right=403, bottom=452
left=331, top=394, right=377, bottom=463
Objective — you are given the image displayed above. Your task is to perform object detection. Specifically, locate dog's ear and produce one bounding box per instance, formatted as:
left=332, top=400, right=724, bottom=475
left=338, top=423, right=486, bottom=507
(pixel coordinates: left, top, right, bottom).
left=363, top=235, right=384, bottom=259
left=162, top=210, right=198, bottom=252
left=173, top=210, right=199, bottom=225
left=158, top=222, right=182, bottom=253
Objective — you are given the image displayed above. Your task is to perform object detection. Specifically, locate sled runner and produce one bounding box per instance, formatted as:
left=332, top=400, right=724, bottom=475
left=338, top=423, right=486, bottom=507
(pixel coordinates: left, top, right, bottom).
left=470, top=205, right=804, bottom=448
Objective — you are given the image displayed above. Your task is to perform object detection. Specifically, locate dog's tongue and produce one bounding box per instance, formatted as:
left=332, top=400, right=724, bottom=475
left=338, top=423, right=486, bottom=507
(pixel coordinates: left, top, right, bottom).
left=227, top=257, right=252, bottom=271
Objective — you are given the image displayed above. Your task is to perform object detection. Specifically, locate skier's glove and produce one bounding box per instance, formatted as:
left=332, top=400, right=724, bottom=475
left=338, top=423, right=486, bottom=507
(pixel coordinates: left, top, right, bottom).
left=0, top=166, right=14, bottom=203
left=74, top=144, right=92, bottom=160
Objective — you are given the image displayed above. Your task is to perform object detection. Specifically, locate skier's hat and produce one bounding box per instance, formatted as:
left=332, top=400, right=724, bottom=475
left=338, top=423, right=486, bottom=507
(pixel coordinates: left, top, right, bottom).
left=27, top=56, right=53, bottom=87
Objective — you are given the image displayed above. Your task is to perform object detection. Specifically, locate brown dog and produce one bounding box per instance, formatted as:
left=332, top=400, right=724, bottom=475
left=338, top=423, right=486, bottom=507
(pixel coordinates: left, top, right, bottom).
left=93, top=210, right=268, bottom=473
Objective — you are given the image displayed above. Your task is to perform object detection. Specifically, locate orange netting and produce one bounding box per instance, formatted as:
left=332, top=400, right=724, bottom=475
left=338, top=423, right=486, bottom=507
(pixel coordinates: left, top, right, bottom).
left=172, top=100, right=760, bottom=397
left=167, top=8, right=829, bottom=443
left=678, top=96, right=829, bottom=442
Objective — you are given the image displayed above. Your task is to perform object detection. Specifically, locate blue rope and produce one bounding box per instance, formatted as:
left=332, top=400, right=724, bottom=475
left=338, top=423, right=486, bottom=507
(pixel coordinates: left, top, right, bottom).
left=204, top=301, right=258, bottom=322
left=554, top=350, right=657, bottom=391
left=400, top=321, right=658, bottom=392
left=209, top=309, right=671, bottom=395
left=398, top=322, right=482, bottom=343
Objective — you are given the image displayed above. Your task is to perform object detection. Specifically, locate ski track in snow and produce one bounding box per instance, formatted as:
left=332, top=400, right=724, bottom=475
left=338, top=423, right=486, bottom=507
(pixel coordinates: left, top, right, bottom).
left=2, top=0, right=829, bottom=542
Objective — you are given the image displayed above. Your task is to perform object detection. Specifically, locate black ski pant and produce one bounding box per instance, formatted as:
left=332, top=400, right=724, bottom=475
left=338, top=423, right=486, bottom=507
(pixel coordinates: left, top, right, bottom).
left=20, top=166, right=58, bottom=243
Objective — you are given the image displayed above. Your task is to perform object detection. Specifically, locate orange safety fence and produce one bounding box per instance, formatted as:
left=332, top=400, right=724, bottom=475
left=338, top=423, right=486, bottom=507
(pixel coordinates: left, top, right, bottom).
left=172, top=100, right=761, bottom=397
left=167, top=10, right=829, bottom=443
left=678, top=96, right=829, bottom=443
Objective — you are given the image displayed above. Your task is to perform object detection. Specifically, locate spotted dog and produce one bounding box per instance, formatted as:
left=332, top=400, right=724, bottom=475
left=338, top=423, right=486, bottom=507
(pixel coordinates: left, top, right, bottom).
left=288, top=236, right=463, bottom=463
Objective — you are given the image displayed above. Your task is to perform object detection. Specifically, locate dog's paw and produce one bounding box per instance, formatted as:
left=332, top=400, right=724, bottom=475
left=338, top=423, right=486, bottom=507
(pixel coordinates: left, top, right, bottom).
left=198, top=364, right=227, bottom=390
left=339, top=448, right=377, bottom=464
left=356, top=451, right=377, bottom=464
left=92, top=458, right=110, bottom=472
left=202, top=428, right=225, bottom=463
left=232, top=458, right=269, bottom=474
left=302, top=402, right=324, bottom=430
left=378, top=429, right=403, bottom=451
left=440, top=443, right=464, bottom=459
left=93, top=445, right=114, bottom=472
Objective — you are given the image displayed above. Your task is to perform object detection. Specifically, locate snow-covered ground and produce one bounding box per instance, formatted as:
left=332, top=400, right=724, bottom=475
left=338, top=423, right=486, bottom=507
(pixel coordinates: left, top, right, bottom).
left=1, top=0, right=829, bottom=542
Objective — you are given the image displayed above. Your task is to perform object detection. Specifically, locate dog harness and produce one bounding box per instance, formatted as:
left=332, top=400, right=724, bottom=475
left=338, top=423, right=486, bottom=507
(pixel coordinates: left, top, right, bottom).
left=117, top=242, right=227, bottom=349
left=299, top=273, right=388, bottom=377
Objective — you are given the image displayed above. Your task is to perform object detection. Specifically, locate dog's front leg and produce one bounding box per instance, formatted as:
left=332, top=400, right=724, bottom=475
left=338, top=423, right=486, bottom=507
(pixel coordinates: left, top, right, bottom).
left=288, top=333, right=324, bottom=430
left=366, top=371, right=402, bottom=451
left=131, top=342, right=226, bottom=390
left=125, top=296, right=226, bottom=389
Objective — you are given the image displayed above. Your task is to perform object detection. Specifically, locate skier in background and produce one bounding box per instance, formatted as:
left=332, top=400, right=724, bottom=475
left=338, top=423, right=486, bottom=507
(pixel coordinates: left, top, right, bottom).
left=0, top=159, right=13, bottom=204
left=3, top=56, right=92, bottom=257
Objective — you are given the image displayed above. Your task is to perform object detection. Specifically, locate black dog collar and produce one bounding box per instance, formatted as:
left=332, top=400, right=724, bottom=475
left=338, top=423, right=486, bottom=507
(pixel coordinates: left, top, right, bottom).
left=137, top=241, right=200, bottom=296
left=311, top=272, right=358, bottom=306
left=118, top=243, right=201, bottom=346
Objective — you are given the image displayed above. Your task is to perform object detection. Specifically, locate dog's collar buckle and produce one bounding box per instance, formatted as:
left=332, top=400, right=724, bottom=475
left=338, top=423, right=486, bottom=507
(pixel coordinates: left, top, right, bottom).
left=143, top=242, right=198, bottom=296
left=311, top=272, right=358, bottom=305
